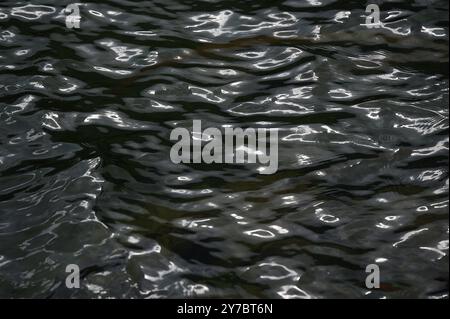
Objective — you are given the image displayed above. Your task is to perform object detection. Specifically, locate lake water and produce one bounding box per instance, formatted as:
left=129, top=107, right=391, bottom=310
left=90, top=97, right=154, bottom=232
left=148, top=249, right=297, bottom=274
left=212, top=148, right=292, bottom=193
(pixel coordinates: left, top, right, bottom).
left=0, top=0, right=448, bottom=298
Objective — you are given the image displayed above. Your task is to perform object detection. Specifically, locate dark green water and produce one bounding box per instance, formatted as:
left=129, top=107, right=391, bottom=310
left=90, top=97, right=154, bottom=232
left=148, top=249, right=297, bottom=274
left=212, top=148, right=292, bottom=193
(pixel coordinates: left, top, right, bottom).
left=0, top=0, right=448, bottom=298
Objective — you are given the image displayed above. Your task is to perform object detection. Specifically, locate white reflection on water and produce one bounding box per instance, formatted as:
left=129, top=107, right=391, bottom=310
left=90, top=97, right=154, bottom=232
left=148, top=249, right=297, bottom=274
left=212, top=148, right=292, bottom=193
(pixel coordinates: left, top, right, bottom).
left=11, top=4, right=55, bottom=20
left=393, top=228, right=429, bottom=247
left=278, top=285, right=312, bottom=299
left=258, top=262, right=300, bottom=281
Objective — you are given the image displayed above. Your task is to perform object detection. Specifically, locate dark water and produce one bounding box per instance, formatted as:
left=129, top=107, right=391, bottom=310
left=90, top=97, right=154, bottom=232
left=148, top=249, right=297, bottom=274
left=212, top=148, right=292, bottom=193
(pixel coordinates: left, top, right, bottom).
left=0, top=0, right=448, bottom=299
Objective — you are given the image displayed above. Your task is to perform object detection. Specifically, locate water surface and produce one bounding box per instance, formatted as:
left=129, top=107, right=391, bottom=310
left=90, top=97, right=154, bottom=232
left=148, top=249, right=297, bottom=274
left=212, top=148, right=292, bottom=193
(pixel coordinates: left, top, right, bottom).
left=0, top=0, right=448, bottom=298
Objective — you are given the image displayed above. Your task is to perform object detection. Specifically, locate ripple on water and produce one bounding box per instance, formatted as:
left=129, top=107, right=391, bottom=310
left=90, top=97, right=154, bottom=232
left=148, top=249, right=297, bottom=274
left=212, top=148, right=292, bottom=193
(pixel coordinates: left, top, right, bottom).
left=0, top=0, right=448, bottom=298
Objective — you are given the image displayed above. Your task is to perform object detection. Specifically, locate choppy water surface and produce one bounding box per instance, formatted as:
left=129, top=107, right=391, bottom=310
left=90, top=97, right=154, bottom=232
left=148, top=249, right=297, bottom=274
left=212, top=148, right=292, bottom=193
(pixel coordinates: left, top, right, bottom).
left=0, top=0, right=448, bottom=298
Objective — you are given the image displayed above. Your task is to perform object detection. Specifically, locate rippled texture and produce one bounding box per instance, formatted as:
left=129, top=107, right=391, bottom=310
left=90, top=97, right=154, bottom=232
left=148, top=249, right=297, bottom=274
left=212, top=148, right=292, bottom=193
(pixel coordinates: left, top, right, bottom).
left=0, top=0, right=448, bottom=299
